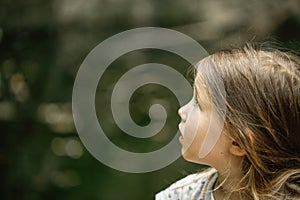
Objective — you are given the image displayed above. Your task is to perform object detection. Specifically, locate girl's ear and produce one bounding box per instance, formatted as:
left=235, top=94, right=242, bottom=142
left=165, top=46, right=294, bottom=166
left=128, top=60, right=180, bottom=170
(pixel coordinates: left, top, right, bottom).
left=229, top=140, right=247, bottom=157
left=229, top=128, right=254, bottom=157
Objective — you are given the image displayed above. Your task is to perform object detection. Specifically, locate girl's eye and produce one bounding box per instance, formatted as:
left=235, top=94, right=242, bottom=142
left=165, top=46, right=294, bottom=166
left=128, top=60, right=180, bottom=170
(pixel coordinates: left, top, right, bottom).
left=193, top=97, right=199, bottom=107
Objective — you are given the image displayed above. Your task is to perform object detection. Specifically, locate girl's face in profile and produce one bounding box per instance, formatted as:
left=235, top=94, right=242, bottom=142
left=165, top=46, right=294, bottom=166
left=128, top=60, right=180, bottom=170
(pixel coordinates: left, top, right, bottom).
left=178, top=86, right=211, bottom=162
left=178, top=78, right=232, bottom=166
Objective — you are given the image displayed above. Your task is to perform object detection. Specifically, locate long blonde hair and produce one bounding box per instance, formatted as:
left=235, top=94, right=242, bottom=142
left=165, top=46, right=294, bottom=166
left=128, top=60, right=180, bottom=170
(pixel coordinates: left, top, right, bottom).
left=195, top=44, right=300, bottom=199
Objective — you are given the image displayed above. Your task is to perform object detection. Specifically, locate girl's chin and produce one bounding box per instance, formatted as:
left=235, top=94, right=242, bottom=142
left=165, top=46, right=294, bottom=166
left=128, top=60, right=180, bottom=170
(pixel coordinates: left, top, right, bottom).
left=181, top=150, right=194, bottom=162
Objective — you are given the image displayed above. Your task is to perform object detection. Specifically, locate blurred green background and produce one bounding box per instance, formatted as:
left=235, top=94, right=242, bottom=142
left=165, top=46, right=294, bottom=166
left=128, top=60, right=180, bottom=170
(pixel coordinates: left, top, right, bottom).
left=1, top=0, right=300, bottom=199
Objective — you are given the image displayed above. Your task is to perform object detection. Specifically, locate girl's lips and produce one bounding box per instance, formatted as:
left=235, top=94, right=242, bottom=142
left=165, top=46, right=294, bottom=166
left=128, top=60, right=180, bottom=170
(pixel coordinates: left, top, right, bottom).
left=178, top=123, right=182, bottom=132
left=179, top=135, right=184, bottom=142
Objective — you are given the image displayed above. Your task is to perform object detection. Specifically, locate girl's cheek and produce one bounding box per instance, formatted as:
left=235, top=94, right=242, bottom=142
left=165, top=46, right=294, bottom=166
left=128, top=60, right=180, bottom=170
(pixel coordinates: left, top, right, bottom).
left=184, top=107, right=201, bottom=145
left=198, top=109, right=224, bottom=159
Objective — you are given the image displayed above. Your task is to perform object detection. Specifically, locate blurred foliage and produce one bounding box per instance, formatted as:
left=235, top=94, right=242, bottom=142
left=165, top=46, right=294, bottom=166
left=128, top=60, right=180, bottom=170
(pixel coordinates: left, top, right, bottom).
left=0, top=0, right=300, bottom=200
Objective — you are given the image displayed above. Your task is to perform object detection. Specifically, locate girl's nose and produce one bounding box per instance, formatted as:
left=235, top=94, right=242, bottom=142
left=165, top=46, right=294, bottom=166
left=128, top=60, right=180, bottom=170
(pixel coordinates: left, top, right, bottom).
left=178, top=105, right=187, bottom=122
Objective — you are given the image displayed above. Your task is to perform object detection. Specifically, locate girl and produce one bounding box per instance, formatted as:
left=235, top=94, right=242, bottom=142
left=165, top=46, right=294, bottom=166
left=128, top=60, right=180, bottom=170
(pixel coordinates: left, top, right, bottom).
left=155, top=44, right=300, bottom=200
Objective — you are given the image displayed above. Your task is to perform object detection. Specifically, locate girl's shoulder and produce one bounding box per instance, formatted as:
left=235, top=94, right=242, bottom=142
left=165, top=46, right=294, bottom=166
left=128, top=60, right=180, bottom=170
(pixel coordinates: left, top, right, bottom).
left=155, top=168, right=218, bottom=200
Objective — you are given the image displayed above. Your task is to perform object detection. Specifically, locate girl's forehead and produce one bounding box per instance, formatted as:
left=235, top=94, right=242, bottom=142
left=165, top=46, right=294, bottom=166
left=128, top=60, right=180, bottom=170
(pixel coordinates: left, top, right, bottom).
left=194, top=75, right=212, bottom=108
left=194, top=73, right=208, bottom=92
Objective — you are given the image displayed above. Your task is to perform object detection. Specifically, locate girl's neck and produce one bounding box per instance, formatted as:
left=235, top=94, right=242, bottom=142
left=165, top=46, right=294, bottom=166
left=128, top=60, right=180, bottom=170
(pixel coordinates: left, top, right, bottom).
left=213, top=186, right=242, bottom=200
left=213, top=164, right=248, bottom=200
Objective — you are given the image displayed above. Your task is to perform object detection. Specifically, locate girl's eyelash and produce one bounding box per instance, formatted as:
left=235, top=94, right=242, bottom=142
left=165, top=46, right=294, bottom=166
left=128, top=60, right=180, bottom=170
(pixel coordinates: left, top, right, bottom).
left=193, top=88, right=200, bottom=108
left=193, top=97, right=199, bottom=106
